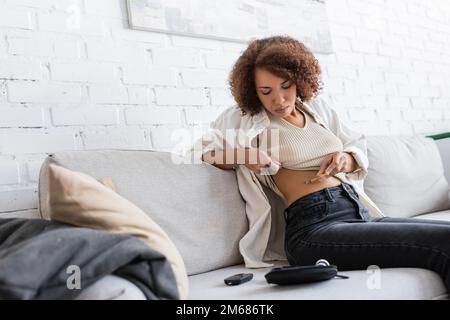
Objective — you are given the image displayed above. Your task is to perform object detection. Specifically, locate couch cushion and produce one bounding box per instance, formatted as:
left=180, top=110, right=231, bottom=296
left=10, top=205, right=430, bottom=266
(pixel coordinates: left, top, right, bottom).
left=365, top=136, right=450, bottom=218
left=414, top=210, right=450, bottom=222
left=75, top=275, right=146, bottom=300
left=45, top=163, right=188, bottom=299
left=39, top=150, right=248, bottom=276
left=188, top=262, right=447, bottom=300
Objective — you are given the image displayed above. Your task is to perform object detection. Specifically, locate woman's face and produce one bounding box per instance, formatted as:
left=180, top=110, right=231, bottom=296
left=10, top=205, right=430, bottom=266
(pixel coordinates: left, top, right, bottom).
left=254, top=68, right=297, bottom=118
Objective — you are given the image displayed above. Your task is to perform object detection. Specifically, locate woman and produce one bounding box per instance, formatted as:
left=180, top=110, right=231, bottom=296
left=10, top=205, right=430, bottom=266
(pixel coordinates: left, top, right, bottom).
left=193, top=36, right=450, bottom=291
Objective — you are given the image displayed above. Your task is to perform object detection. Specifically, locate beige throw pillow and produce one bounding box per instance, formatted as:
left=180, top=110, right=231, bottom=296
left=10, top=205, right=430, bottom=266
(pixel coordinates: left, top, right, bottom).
left=47, top=163, right=188, bottom=300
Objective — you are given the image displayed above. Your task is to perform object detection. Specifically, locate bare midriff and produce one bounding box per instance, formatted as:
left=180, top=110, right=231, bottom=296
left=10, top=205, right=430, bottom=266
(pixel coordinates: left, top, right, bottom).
left=272, top=168, right=342, bottom=207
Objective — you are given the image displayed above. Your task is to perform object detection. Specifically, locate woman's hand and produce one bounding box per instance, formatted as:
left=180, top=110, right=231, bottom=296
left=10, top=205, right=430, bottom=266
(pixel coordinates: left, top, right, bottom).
left=244, top=148, right=281, bottom=175
left=315, top=152, right=358, bottom=181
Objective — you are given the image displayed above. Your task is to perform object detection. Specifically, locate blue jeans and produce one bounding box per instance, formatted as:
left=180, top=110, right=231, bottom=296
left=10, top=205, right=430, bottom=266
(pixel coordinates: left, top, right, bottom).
left=284, top=182, right=450, bottom=291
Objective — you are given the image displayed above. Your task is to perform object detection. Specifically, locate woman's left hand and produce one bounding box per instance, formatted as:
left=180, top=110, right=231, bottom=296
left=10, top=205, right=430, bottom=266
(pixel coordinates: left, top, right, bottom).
left=316, top=152, right=358, bottom=180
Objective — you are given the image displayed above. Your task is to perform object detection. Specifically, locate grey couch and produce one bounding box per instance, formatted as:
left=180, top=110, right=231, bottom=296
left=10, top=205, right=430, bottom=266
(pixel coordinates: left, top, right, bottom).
left=36, top=135, right=450, bottom=300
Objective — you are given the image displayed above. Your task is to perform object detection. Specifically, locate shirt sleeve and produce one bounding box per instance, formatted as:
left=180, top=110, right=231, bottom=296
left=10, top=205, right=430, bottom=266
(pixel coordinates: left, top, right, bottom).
left=185, top=106, right=241, bottom=165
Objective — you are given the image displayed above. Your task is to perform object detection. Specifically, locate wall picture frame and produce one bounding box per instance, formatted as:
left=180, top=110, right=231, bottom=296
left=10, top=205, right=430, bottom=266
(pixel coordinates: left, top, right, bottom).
left=126, top=0, right=333, bottom=54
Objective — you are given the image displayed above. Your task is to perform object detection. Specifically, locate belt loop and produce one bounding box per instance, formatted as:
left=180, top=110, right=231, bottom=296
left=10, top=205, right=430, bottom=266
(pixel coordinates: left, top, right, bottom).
left=342, top=183, right=354, bottom=200
left=342, top=183, right=366, bottom=220
left=325, top=188, right=334, bottom=202
left=345, top=182, right=356, bottom=194
left=341, top=182, right=348, bottom=192
left=342, top=183, right=352, bottom=195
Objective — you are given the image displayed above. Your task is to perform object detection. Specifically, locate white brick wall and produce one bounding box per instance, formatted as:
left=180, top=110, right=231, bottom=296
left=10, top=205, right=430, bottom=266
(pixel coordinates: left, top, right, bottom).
left=0, top=0, right=449, bottom=214
left=0, top=106, right=45, bottom=127
left=80, top=127, right=149, bottom=150
left=325, top=0, right=450, bottom=136
left=155, top=88, right=208, bottom=106
left=0, top=131, right=77, bottom=154
left=8, top=82, right=83, bottom=103
left=0, top=57, right=42, bottom=80
left=125, top=106, right=182, bottom=125
left=0, top=8, right=33, bottom=30
left=122, top=64, right=178, bottom=86
left=50, top=61, right=117, bottom=83
left=89, top=84, right=128, bottom=104
left=51, top=107, right=119, bottom=126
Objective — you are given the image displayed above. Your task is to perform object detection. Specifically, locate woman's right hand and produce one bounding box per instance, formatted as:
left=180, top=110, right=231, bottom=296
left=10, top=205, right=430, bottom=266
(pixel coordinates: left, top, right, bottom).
left=243, top=148, right=281, bottom=175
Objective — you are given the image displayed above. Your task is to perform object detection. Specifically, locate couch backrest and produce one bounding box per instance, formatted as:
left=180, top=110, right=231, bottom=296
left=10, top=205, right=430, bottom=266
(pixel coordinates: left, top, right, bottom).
left=39, top=150, right=248, bottom=276
left=365, top=135, right=450, bottom=218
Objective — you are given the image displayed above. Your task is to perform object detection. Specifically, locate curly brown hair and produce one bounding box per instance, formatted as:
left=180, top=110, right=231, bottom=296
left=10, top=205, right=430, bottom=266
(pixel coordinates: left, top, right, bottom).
left=229, top=36, right=322, bottom=116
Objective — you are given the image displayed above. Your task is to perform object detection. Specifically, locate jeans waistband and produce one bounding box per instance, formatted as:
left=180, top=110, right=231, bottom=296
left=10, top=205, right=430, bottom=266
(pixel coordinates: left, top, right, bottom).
left=286, top=183, right=356, bottom=212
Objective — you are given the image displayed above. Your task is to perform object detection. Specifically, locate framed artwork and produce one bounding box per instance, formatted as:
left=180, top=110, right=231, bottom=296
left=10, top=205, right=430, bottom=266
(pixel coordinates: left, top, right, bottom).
left=127, top=0, right=333, bottom=54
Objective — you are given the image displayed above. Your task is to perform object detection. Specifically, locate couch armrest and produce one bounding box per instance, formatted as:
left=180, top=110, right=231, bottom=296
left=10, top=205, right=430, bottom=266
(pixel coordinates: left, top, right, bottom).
left=435, top=137, right=450, bottom=185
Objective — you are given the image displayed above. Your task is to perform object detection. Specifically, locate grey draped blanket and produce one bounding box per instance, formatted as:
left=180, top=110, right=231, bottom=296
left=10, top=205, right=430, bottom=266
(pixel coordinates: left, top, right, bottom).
left=0, top=218, right=179, bottom=300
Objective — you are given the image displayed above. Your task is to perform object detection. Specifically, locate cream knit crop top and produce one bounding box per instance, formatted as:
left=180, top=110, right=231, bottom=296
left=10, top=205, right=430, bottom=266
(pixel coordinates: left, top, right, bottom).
left=255, top=107, right=346, bottom=200
left=264, top=107, right=344, bottom=170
